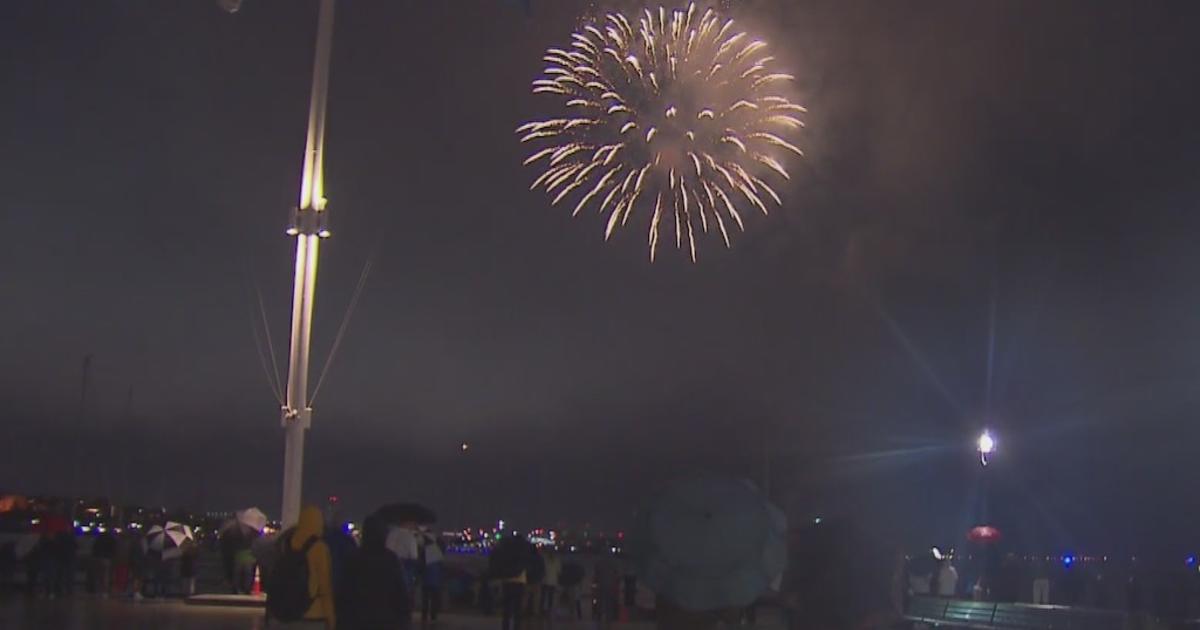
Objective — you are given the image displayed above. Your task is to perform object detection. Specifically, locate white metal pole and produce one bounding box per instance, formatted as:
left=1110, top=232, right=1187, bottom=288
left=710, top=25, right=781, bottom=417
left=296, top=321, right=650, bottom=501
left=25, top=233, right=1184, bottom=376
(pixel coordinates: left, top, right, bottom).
left=281, top=0, right=336, bottom=529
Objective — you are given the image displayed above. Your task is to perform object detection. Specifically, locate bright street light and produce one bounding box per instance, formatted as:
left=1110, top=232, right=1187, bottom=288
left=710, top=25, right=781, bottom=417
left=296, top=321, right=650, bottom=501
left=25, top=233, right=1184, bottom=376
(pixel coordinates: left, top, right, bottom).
left=977, top=430, right=996, bottom=466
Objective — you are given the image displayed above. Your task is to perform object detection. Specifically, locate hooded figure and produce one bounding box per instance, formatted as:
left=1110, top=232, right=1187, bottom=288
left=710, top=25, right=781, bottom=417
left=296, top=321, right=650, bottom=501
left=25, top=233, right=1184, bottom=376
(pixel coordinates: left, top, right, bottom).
left=292, top=506, right=337, bottom=628
left=340, top=515, right=411, bottom=630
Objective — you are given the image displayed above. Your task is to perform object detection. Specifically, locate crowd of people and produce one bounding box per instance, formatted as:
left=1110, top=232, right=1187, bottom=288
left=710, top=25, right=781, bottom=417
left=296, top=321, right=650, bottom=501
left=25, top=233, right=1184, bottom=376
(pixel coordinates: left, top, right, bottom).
left=256, top=506, right=647, bottom=630
left=42, top=501, right=1200, bottom=629
left=472, top=533, right=636, bottom=630
left=246, top=505, right=459, bottom=630
left=5, top=523, right=200, bottom=601
left=907, top=552, right=1200, bottom=621
left=1, top=505, right=897, bottom=629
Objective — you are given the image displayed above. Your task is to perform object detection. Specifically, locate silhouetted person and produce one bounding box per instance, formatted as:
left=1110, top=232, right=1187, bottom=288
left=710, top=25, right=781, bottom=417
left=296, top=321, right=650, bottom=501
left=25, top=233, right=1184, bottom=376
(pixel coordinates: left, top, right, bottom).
left=324, top=517, right=357, bottom=605
left=24, top=536, right=45, bottom=597
left=593, top=555, right=621, bottom=623
left=0, top=542, right=15, bottom=590
left=559, top=560, right=585, bottom=620
left=50, top=530, right=78, bottom=596
left=180, top=542, right=198, bottom=596
left=1061, top=564, right=1083, bottom=606
left=1032, top=560, right=1051, bottom=604
left=479, top=571, right=495, bottom=616
left=267, top=505, right=336, bottom=629
left=936, top=558, right=959, bottom=597
left=127, top=532, right=147, bottom=599
left=420, top=533, right=445, bottom=623
left=219, top=526, right=240, bottom=592
left=778, top=517, right=900, bottom=630
left=339, top=515, right=410, bottom=630
left=142, top=548, right=165, bottom=598
left=89, top=529, right=116, bottom=596
left=489, top=535, right=538, bottom=630
left=540, top=549, right=561, bottom=616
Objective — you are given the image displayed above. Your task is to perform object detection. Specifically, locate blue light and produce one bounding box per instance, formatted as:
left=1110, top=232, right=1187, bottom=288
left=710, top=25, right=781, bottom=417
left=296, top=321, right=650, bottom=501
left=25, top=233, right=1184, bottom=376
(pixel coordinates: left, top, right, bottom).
left=1063, top=555, right=1074, bottom=567
left=1187, top=556, right=1196, bottom=567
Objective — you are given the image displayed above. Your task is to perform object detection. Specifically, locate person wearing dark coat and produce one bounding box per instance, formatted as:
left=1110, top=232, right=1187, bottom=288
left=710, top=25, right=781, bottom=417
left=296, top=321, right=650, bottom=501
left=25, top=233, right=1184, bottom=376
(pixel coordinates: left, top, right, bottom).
left=489, top=535, right=539, bottom=630
left=24, top=537, right=46, bottom=597
left=89, top=530, right=117, bottom=596
left=50, top=531, right=78, bottom=596
left=324, top=518, right=358, bottom=604
left=219, top=527, right=237, bottom=588
left=180, top=542, right=199, bottom=596
left=339, top=515, right=411, bottom=630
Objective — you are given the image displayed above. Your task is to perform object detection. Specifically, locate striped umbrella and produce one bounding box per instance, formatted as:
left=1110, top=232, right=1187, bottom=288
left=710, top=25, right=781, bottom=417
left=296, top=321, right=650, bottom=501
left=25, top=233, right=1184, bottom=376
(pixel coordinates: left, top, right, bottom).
left=146, top=521, right=194, bottom=551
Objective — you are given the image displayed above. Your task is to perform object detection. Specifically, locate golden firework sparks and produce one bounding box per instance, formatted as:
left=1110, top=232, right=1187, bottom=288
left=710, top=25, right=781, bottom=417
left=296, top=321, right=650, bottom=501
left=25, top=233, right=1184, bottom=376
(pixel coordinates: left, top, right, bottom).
left=519, top=2, right=805, bottom=262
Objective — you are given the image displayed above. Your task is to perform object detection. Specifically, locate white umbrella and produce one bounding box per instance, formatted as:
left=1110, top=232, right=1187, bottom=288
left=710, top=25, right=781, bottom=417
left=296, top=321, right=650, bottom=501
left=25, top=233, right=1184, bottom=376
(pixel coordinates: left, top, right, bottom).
left=237, top=508, right=268, bottom=533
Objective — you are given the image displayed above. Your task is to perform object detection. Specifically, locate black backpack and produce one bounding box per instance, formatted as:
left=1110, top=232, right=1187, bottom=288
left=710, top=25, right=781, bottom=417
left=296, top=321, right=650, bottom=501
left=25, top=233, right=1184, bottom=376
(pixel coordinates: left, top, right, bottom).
left=267, top=533, right=319, bottom=622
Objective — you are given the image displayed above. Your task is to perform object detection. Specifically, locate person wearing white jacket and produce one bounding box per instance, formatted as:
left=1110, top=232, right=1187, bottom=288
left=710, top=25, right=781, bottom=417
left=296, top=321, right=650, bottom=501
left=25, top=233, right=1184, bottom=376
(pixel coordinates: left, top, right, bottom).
left=936, top=559, right=959, bottom=597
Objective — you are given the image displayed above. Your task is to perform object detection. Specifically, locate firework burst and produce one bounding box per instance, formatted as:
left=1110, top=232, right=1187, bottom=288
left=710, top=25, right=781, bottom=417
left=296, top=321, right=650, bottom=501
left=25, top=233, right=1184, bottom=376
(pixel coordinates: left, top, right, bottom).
left=518, top=2, right=805, bottom=261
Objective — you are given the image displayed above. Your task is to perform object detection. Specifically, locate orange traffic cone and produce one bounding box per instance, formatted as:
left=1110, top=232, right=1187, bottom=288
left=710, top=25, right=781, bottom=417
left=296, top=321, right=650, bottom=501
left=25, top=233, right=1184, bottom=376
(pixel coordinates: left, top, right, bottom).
left=252, top=566, right=263, bottom=596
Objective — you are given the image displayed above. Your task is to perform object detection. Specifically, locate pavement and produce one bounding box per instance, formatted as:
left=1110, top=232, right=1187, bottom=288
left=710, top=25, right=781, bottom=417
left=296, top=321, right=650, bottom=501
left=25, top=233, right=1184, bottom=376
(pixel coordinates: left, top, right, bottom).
left=0, top=596, right=689, bottom=630
left=0, top=596, right=793, bottom=629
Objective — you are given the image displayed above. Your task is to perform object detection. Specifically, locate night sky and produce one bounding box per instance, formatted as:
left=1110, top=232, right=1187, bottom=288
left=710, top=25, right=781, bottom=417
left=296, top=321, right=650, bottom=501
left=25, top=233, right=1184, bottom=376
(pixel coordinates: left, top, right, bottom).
left=4, top=0, right=1200, bottom=553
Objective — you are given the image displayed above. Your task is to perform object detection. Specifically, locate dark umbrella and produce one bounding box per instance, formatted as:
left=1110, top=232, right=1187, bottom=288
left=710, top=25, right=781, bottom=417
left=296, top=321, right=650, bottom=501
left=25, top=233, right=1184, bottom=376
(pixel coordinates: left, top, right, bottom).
left=373, top=503, right=437, bottom=526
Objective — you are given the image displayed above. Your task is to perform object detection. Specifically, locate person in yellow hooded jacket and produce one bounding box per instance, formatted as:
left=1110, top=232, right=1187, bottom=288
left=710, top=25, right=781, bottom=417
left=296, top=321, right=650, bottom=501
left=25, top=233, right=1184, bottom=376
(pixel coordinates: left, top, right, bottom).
left=287, top=505, right=337, bottom=629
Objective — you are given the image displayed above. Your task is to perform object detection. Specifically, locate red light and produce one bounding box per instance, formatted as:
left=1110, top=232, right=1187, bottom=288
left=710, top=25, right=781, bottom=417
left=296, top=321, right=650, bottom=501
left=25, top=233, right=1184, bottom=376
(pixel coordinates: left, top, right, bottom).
left=327, top=495, right=339, bottom=504
left=617, top=531, right=625, bottom=539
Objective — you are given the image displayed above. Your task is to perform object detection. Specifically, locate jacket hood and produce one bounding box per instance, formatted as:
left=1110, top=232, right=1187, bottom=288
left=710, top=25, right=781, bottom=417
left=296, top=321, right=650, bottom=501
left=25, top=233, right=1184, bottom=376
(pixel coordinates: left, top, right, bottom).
left=292, top=506, right=325, bottom=550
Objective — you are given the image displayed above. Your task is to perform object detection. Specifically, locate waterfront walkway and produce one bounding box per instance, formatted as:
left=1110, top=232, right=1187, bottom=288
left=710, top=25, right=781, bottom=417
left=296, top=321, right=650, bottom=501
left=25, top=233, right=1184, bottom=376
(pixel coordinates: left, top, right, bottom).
left=0, top=596, right=790, bottom=629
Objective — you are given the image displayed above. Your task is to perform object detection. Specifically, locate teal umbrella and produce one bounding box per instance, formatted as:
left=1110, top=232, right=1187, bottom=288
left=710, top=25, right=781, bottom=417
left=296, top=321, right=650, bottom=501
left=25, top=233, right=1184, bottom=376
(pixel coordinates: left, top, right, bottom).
left=630, top=476, right=786, bottom=612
